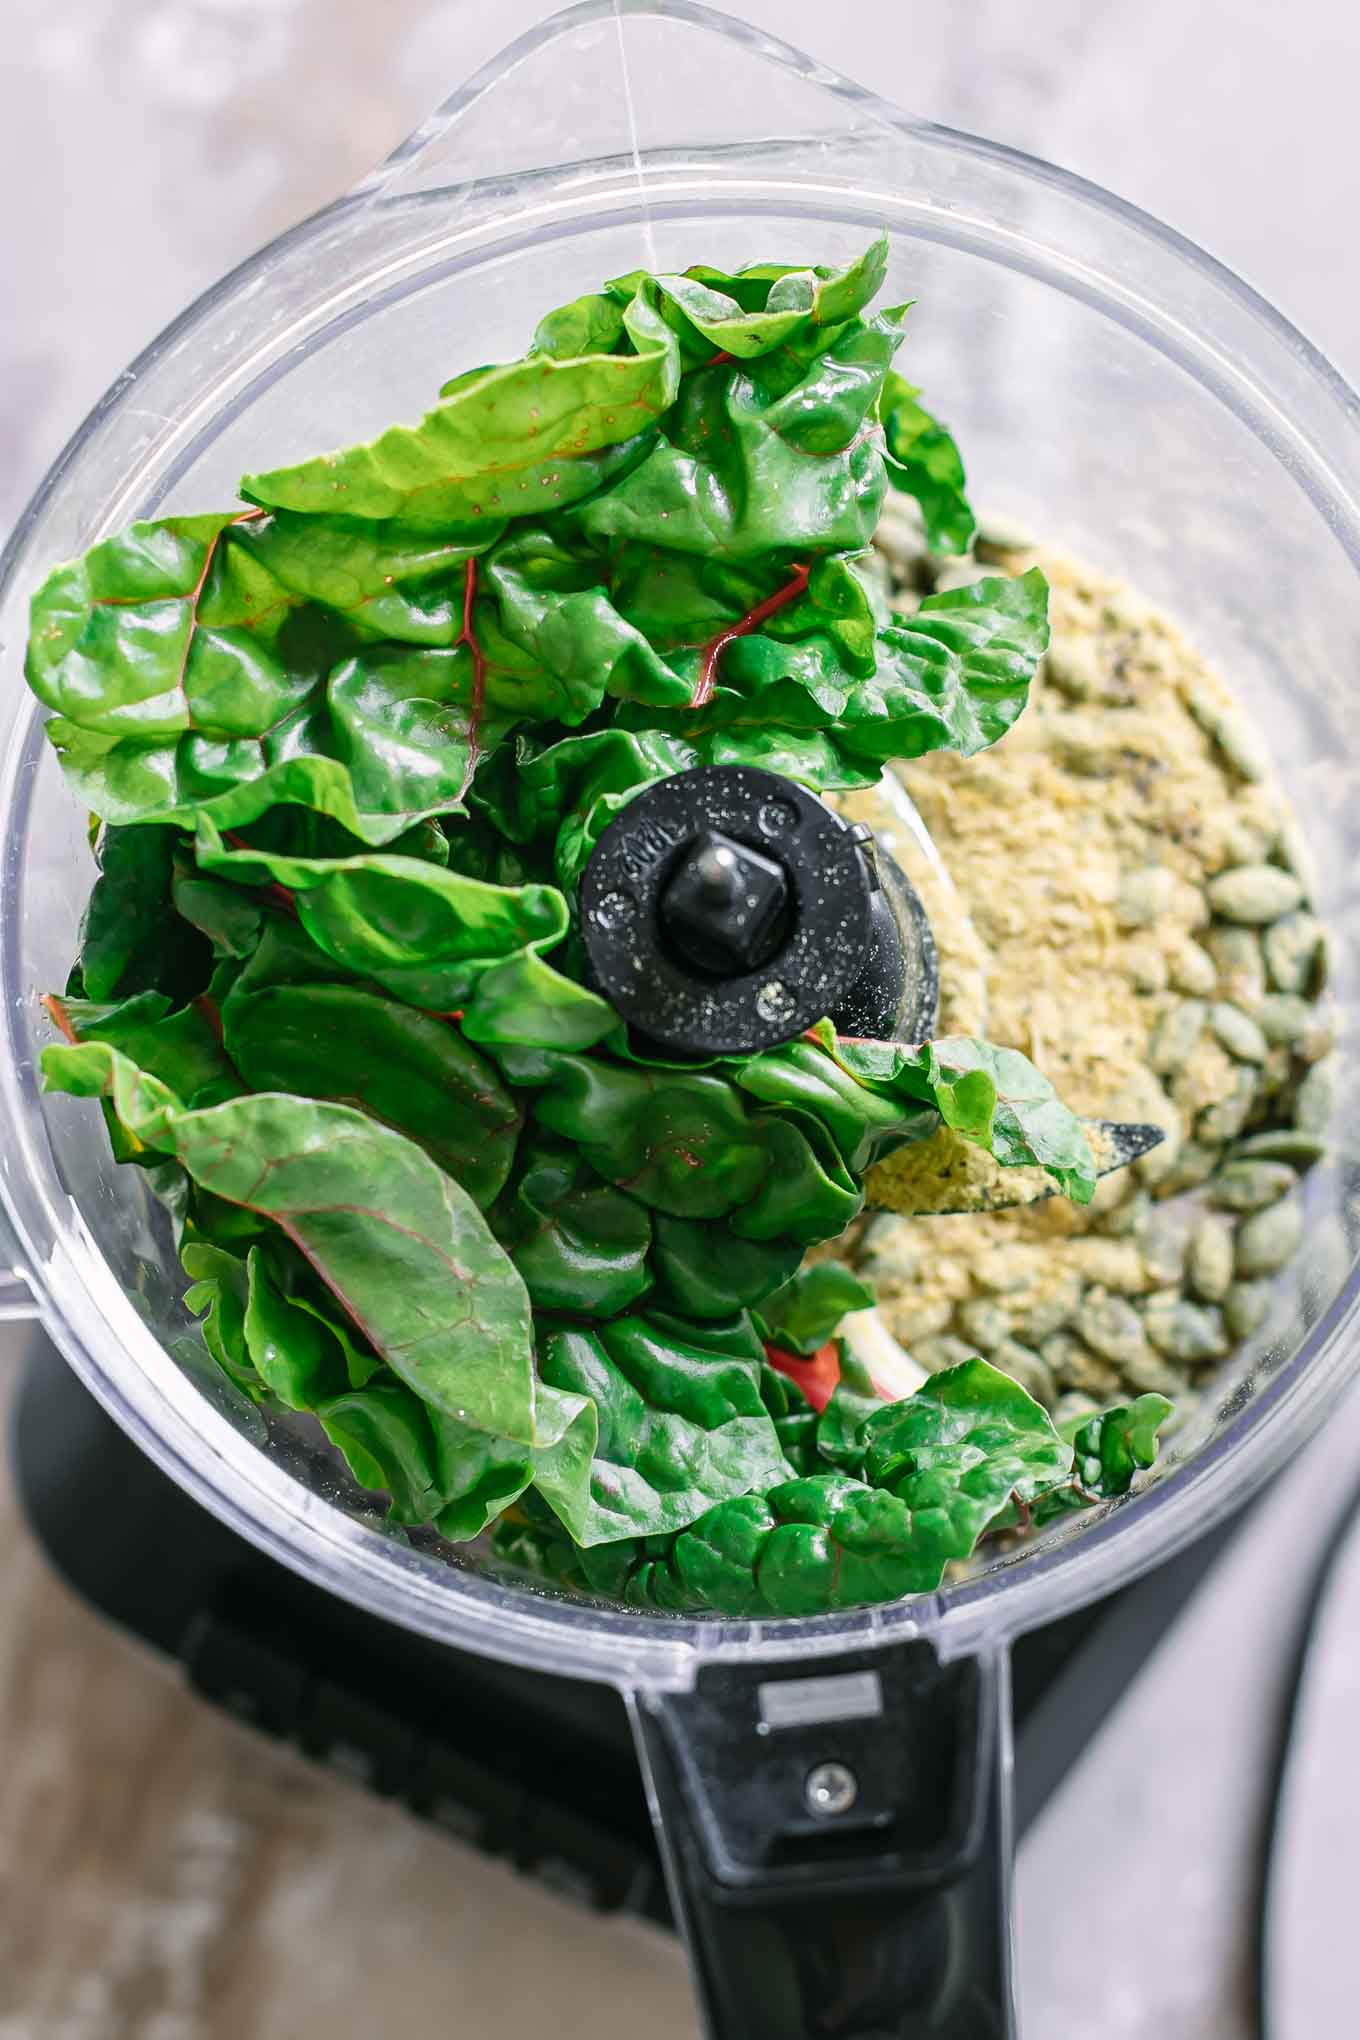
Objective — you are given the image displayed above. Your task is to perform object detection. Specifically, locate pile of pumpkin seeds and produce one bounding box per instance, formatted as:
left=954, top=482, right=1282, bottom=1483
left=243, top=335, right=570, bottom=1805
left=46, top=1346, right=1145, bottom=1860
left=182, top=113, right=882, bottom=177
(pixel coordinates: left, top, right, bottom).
left=834, top=510, right=1337, bottom=1427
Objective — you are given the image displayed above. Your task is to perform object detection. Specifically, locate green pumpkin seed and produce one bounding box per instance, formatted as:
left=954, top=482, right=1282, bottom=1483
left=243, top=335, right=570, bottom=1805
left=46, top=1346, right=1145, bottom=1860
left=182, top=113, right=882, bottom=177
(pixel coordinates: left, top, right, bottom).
left=1293, top=1057, right=1336, bottom=1135
left=1186, top=1215, right=1235, bottom=1302
left=1224, top=1279, right=1275, bottom=1342
left=1297, top=1007, right=1338, bottom=1068
left=1209, top=1001, right=1268, bottom=1064
left=992, top=1338, right=1057, bottom=1408
left=1259, top=1045, right=1294, bottom=1097
left=1221, top=819, right=1275, bottom=866
left=1123, top=941, right=1169, bottom=994
left=955, top=1298, right=1011, bottom=1352
left=1211, top=713, right=1271, bottom=783
left=1117, top=865, right=1177, bottom=929
left=913, top=1333, right=977, bottom=1374
left=1273, top=813, right=1317, bottom=899
left=1075, top=1290, right=1149, bottom=1363
left=1054, top=1390, right=1100, bottom=1429
left=1255, top=993, right=1317, bottom=1045
left=1038, top=1331, right=1122, bottom=1397
left=1231, top=1127, right=1327, bottom=1166
left=1150, top=1000, right=1208, bottom=1076
left=1183, top=680, right=1271, bottom=776
left=1136, top=1111, right=1184, bottom=1188
left=1136, top=1211, right=1188, bottom=1286
left=1196, top=1068, right=1258, bottom=1145
left=1168, top=940, right=1218, bottom=997
left=1154, top=1141, right=1218, bottom=1199
left=858, top=1216, right=925, bottom=1285
left=1066, top=1239, right=1150, bottom=1294
left=1104, top=1188, right=1153, bottom=1239
left=1119, top=1349, right=1185, bottom=1397
left=1210, top=1160, right=1298, bottom=1212
left=1206, top=926, right=1266, bottom=1006
left=1143, top=1295, right=1230, bottom=1364
left=1263, top=912, right=1327, bottom=997
left=1088, top=1167, right=1138, bottom=1218
left=1235, top=1198, right=1303, bottom=1277
left=1206, top=865, right=1305, bottom=925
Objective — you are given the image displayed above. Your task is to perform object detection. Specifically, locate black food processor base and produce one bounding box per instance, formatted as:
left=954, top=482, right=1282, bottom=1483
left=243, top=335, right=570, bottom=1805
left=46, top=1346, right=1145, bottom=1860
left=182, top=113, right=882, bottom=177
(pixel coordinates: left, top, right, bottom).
left=11, top=1340, right=1238, bottom=1927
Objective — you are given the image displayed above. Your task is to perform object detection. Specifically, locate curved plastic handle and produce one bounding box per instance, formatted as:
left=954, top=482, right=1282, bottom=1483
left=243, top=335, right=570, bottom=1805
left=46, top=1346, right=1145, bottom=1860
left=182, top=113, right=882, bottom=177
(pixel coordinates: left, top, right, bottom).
left=630, top=1638, right=1015, bottom=2039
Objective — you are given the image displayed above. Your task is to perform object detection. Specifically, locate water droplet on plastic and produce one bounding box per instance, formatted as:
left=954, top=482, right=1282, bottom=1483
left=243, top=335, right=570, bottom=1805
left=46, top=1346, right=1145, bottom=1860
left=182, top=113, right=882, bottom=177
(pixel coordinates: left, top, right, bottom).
left=756, top=980, right=795, bottom=1024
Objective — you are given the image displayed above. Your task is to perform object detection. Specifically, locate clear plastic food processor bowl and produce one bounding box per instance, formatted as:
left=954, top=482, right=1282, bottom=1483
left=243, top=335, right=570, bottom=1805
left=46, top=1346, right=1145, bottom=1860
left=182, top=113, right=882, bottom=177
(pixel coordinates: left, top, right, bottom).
left=2, top=8, right=1359, bottom=2032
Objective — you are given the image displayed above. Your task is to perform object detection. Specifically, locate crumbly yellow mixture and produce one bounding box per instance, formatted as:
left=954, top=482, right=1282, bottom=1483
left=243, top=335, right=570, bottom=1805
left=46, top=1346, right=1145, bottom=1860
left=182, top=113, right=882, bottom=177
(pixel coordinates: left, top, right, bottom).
left=829, top=530, right=1333, bottom=1412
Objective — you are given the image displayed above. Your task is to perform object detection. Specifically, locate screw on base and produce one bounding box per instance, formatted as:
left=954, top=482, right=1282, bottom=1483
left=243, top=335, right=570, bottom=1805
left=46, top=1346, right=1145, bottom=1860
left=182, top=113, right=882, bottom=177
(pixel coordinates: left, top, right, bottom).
left=804, top=1761, right=859, bottom=1818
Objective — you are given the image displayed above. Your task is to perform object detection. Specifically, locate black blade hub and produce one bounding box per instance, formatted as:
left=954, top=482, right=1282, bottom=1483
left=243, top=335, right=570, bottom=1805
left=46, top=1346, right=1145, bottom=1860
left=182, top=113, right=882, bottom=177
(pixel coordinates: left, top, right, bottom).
left=579, top=765, right=939, bottom=1056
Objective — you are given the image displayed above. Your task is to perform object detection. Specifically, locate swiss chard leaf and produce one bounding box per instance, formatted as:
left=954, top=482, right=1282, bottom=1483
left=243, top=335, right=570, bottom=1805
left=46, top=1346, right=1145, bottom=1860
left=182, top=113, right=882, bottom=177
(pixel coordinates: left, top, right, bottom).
left=490, top=1041, right=863, bottom=1242
left=242, top=1242, right=355, bottom=1408
left=533, top=1311, right=788, bottom=1545
left=824, top=571, right=1048, bottom=767
left=568, top=309, right=901, bottom=563
left=608, top=238, right=889, bottom=361
left=27, top=514, right=508, bottom=842
left=816, top=1344, right=884, bottom=1473
left=316, top=1381, right=447, bottom=1524
left=879, top=372, right=976, bottom=555
left=48, top=983, right=243, bottom=1110
left=76, top=825, right=211, bottom=1003
left=1032, top=1394, right=1172, bottom=1525
left=42, top=1040, right=540, bottom=1444
left=831, top=1033, right=1099, bottom=1202
left=647, top=1214, right=803, bottom=1321
left=759, top=1363, right=823, bottom=1476
left=182, top=1241, right=257, bottom=1398
left=755, top=1262, right=876, bottom=1356
left=241, top=287, right=682, bottom=526
left=860, top=1360, right=1071, bottom=1519
left=221, top=978, right=521, bottom=1208
left=537, top=1359, right=1074, bottom=1613
left=317, top=1373, right=592, bottom=1542
left=490, top=1136, right=652, bottom=1316
left=194, top=829, right=614, bottom=1050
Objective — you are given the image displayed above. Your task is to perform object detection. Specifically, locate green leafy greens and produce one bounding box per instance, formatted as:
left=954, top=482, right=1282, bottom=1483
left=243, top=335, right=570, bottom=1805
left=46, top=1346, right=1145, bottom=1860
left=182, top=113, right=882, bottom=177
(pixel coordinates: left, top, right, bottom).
left=28, top=237, right=1168, bottom=1616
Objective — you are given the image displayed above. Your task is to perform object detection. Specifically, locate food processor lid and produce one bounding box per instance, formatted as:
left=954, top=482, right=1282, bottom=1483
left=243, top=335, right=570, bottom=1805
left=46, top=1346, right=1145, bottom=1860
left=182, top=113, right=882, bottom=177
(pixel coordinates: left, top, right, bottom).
left=3, top=0, right=1360, bottom=1697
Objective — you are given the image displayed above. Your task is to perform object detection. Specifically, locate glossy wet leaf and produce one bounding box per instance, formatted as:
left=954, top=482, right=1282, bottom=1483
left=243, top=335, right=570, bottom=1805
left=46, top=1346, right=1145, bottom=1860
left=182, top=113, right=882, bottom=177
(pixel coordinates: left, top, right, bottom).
left=76, top=825, right=211, bottom=1003
left=815, top=1344, right=884, bottom=1474
left=222, top=979, right=521, bottom=1207
left=490, top=1136, right=651, bottom=1315
left=194, top=829, right=614, bottom=1050
left=608, top=237, right=889, bottom=361
left=647, top=1214, right=803, bottom=1320
left=49, top=984, right=243, bottom=1110
left=533, top=1311, right=787, bottom=1545
left=755, top=1262, right=876, bottom=1356
left=540, top=1359, right=1074, bottom=1613
left=241, top=287, right=681, bottom=526
left=569, top=309, right=901, bottom=563
left=879, top=372, right=976, bottom=555
left=832, top=1032, right=1098, bottom=1201
left=42, top=1039, right=538, bottom=1443
left=1033, top=1393, right=1173, bottom=1525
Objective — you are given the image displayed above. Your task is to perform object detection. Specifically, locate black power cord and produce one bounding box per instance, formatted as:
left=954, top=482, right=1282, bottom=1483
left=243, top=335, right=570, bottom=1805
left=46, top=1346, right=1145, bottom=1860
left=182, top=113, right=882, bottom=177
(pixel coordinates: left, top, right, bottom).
left=1249, top=1465, right=1360, bottom=2039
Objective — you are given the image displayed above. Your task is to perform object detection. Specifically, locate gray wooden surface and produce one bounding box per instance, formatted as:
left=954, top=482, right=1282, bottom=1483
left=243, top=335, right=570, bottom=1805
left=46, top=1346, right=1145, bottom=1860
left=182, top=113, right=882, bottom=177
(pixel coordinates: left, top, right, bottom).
left=4, top=4, right=1360, bottom=2035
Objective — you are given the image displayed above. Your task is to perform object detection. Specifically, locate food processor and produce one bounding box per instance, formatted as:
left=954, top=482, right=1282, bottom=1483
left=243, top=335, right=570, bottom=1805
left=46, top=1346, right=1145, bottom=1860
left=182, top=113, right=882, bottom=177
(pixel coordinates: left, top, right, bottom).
left=3, top=5, right=1359, bottom=2033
